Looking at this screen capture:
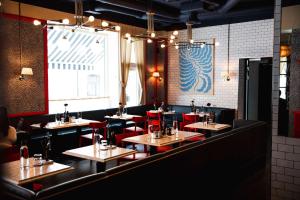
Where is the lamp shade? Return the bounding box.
[280,45,291,57]
[153,71,160,78]
[21,67,33,75]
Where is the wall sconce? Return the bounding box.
[19,67,33,80]
[152,71,162,81]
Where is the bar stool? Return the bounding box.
[79,121,107,146]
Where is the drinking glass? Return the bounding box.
[148,125,153,139]
[55,113,60,124]
[172,120,178,135]
[100,140,108,151]
[196,109,199,114]
[33,154,43,166]
[77,112,82,119]
[123,107,127,115]
[95,134,102,150]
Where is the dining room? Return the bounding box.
[1,0,300,199]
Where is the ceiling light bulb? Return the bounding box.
[161,44,165,48]
[151,32,156,38]
[147,38,153,43]
[215,41,220,46]
[115,26,121,31]
[125,33,131,38]
[170,35,175,40]
[127,37,132,43]
[33,20,41,26]
[175,45,179,49]
[62,18,70,25]
[101,21,109,27]
[170,39,174,43]
[173,30,178,36]
[190,39,194,44]
[88,16,95,22]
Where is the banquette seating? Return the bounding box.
[0,120,270,200]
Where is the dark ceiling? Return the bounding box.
[14,0,300,30]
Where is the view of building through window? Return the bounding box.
[279,56,289,100]
[47,27,120,114]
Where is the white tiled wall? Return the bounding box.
[272,0,300,199]
[168,19,274,109]
[272,136,300,199]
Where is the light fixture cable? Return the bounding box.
[226,24,231,81]
[19,1,22,78]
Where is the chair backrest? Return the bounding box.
[89,121,107,142]
[146,111,161,128]
[131,116,147,132]
[182,113,199,123]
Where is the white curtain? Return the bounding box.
[133,40,145,105]
[119,38,132,104]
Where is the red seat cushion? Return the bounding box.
[185,136,206,142]
[156,146,172,153]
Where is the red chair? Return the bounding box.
[146,111,174,153]
[124,116,147,135]
[115,117,148,164]
[180,113,204,142]
[180,113,199,132]
[79,121,107,146]
[146,111,162,128]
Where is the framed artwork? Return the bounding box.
[179,42,215,94]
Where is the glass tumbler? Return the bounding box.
[33,154,43,166]
[172,120,178,135]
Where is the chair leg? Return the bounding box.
[79,137,82,147]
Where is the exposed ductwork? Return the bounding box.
[94,3,144,18]
[181,1,204,13]
[217,0,240,13]
[197,7,273,21]
[95,0,240,23]
[96,0,180,19]
[197,0,240,21]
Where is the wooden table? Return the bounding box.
[30,119,99,155]
[104,114,140,121]
[63,145,137,171]
[30,119,99,130]
[184,122,231,132]
[122,131,203,154]
[1,158,72,185]
[148,110,176,115]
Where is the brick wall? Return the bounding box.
[168,19,274,109]
[272,0,300,199]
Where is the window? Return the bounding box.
[126,45,142,106]
[47,27,119,114]
[279,56,289,100]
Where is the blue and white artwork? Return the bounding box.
[179,45,214,94]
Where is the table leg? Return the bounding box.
[96,162,106,172]
[149,146,157,155]
[76,127,82,147]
